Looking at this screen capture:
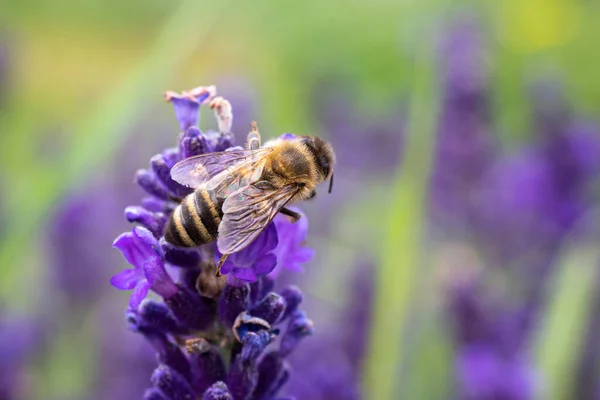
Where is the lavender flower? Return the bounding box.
[0,314,40,399]
[285,262,374,400]
[429,16,495,232]
[110,85,316,398]
[430,15,600,400]
[444,264,538,400]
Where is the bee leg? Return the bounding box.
[247,121,262,150]
[280,207,301,222]
[216,254,229,277]
[168,193,184,203]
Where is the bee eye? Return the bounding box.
[319,156,330,177]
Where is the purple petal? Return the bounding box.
[151,365,195,400]
[169,96,200,131]
[110,268,142,290]
[186,339,226,394]
[253,254,278,276]
[113,232,145,267]
[232,267,258,283]
[290,247,315,264]
[135,169,170,200]
[249,292,286,325]
[219,259,233,275]
[230,224,278,267]
[129,279,151,308]
[133,226,160,250]
[125,206,166,237]
[144,255,178,299]
[279,133,297,140]
[218,284,250,327]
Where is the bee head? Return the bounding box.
[300,136,336,192]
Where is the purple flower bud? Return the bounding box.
[161,239,202,268]
[125,206,167,238]
[279,286,303,321]
[249,276,275,306]
[241,330,274,363]
[150,153,192,197]
[142,197,177,214]
[157,340,192,382]
[186,338,226,394]
[164,286,215,330]
[279,310,314,357]
[203,381,233,400]
[204,130,235,153]
[162,147,181,167]
[253,351,290,399]
[151,365,195,400]
[181,127,209,158]
[267,367,290,400]
[126,312,191,382]
[232,312,272,343]
[135,169,170,200]
[249,292,286,325]
[227,354,258,400]
[218,284,250,327]
[137,300,189,335]
[144,388,169,400]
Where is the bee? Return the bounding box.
[164,121,335,275]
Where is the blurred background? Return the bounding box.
[1,0,600,399]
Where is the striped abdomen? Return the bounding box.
[164,188,224,247]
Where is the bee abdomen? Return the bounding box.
[163,189,224,248]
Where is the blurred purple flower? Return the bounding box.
[110,84,318,398]
[48,188,125,302]
[0,314,40,399]
[94,300,157,400]
[429,16,496,231]
[445,266,538,400]
[431,16,600,400]
[309,77,404,175]
[457,346,537,400]
[286,262,373,399]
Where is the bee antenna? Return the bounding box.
[328,171,334,194]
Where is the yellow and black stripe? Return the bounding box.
[164,188,224,247]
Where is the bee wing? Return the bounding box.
[217,181,300,254]
[170,148,272,188]
[205,158,267,197]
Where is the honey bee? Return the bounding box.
[164,122,335,275]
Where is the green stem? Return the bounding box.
[363,41,440,399]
